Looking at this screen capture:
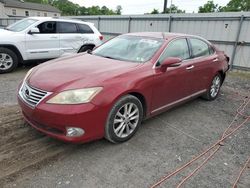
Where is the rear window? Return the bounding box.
[78,24,94,34]
[58,22,78,33]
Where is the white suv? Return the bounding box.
[0,17,103,73]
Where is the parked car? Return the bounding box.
[0,17,103,73]
[17,32,229,144]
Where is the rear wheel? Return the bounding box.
[105,95,143,143]
[0,48,18,73]
[202,74,222,101]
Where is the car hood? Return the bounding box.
[28,53,143,92]
[0,29,15,34]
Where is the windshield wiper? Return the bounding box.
[103,56,116,60]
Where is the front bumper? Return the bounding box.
[18,95,109,143]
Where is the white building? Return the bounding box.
[0,0,61,18]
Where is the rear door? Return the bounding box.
[58,22,83,56]
[186,38,218,93]
[25,21,60,60]
[77,23,97,46]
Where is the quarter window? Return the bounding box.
[158,38,190,64]
[190,38,210,58]
[78,24,94,34]
[37,21,57,34]
[58,22,78,33]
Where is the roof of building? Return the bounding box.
[0,0,61,13]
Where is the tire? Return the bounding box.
[202,74,222,101]
[105,95,143,143]
[78,45,94,53]
[0,47,18,73]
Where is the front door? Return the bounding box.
[25,21,60,60]
[151,38,193,114]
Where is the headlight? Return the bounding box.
[47,87,103,104]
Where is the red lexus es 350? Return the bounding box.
[18,32,229,143]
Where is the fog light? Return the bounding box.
[66,127,85,137]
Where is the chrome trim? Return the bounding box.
[18,82,51,108]
[186,65,194,70]
[152,36,216,69]
[151,89,206,114]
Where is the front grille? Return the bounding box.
[19,82,50,108]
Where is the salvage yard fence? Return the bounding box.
[1,12,250,70]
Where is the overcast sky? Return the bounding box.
[70,0,230,14]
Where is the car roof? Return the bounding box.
[124,32,202,40]
[28,17,93,25]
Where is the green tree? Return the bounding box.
[198,1,219,13]
[162,4,185,13]
[219,0,250,12]
[151,9,159,14]
[116,5,122,15]
[25,0,120,16]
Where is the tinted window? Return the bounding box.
[158,38,190,64]
[37,21,56,34]
[58,22,78,33]
[78,24,94,34]
[190,38,210,58]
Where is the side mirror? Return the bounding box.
[28,27,40,34]
[160,57,182,72]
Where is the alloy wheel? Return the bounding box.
[113,102,140,138]
[0,53,13,71]
[210,75,221,98]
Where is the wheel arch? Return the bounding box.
[78,43,96,53]
[218,70,226,84]
[0,44,23,63]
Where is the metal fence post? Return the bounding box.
[168,15,172,32]
[97,16,101,30]
[128,16,132,33]
[230,15,244,70]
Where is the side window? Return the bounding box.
[190,38,210,58]
[58,22,78,33]
[37,21,57,34]
[158,38,190,64]
[78,24,94,34]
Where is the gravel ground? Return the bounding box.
[0,65,249,188]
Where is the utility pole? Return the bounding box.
[163,0,168,13]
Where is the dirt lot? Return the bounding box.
[0,66,249,188]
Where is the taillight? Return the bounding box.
[99,35,103,41]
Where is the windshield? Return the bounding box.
[92,35,163,63]
[6,19,38,32]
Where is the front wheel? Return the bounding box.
[0,48,18,73]
[105,95,143,143]
[202,74,222,101]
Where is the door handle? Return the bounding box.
[50,36,58,39]
[212,58,219,62]
[186,65,194,70]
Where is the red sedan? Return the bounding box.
[18,32,229,143]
